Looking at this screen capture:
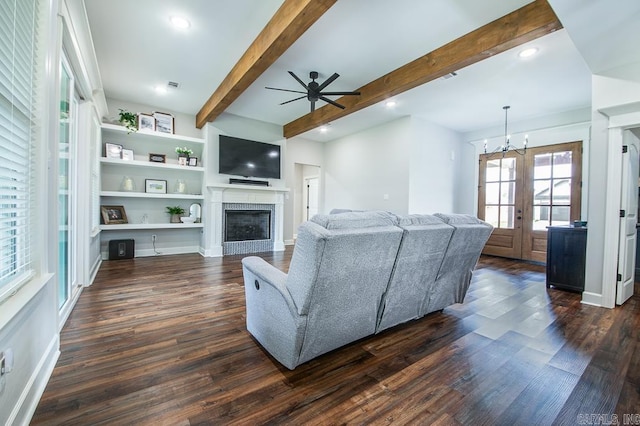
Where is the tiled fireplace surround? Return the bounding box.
[206,184,288,257]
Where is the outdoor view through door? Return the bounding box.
[478,141,582,262]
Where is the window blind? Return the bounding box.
[0,0,39,298]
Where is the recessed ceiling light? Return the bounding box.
[518,47,538,58]
[154,85,168,94]
[385,100,397,108]
[319,125,329,133]
[170,16,190,29]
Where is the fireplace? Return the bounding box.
[225,210,271,242]
[206,184,288,257]
[221,202,276,255]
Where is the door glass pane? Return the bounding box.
[501,181,516,204]
[553,151,572,178]
[485,160,501,182]
[533,180,551,206]
[500,158,516,180]
[551,206,571,226]
[552,178,571,205]
[485,182,500,204]
[534,153,552,179]
[58,61,71,309]
[500,206,515,229]
[533,206,550,230]
[485,206,499,228]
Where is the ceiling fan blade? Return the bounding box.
[319,96,345,109]
[279,95,307,105]
[310,100,316,112]
[288,71,309,90]
[319,91,361,96]
[317,73,339,91]
[265,87,307,94]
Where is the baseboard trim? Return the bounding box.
[285,239,295,246]
[581,291,607,307]
[9,334,59,426]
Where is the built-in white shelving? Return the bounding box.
[100,191,204,200]
[99,223,203,231]
[99,123,206,258]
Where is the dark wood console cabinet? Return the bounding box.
[546,226,587,292]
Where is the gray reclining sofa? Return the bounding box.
[241,210,493,369]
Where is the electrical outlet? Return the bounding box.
[151,234,157,243]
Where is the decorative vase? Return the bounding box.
[174,179,187,194]
[120,176,136,192]
[170,214,181,223]
[178,155,187,166]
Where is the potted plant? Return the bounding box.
[166,206,185,223]
[118,108,137,133]
[175,146,193,166]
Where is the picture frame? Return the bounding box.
[153,111,174,134]
[149,153,166,163]
[138,113,156,132]
[101,205,128,224]
[121,149,134,161]
[188,157,198,167]
[145,179,167,194]
[105,143,123,159]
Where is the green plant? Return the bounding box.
[165,206,185,215]
[175,146,193,156]
[118,108,137,133]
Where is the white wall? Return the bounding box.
[324,117,412,214]
[408,117,467,214]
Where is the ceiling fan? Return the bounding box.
[266,71,361,112]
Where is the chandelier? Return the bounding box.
[484,105,528,156]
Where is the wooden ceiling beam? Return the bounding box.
[196,0,336,129]
[283,0,563,139]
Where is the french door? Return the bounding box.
[479,141,582,262]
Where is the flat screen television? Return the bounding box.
[218,135,281,179]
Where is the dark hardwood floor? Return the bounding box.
[32,249,640,425]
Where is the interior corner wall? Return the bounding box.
[408,116,467,214]
[323,117,412,214]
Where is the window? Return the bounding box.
[0,0,41,299]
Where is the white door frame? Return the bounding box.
[599,105,640,308]
[304,175,319,221]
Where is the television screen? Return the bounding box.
[218,135,281,179]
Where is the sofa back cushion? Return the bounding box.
[427,213,493,312]
[377,214,454,331]
[287,211,403,364]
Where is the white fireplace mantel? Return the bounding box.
[204,184,289,257]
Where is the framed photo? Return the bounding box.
[138,113,156,132]
[122,149,134,161]
[145,179,167,194]
[153,111,174,134]
[101,205,128,224]
[105,143,123,159]
[149,153,166,163]
[188,157,198,167]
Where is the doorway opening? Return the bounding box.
[293,163,321,239]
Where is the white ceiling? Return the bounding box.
[83,0,635,143]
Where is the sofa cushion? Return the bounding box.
[396,214,447,226]
[311,211,397,229]
[434,213,486,225]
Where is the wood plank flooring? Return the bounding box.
[31,250,640,425]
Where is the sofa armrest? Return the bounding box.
[241,256,298,317]
[242,256,305,369]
